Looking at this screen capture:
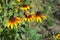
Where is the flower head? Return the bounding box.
[7,16,21,29]
[56,33,60,39]
[34,15,42,23]
[34,11,47,23]
[23,13,33,22]
[21,5,30,11]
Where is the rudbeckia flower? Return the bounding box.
[23,14,34,22]
[20,5,30,11]
[7,16,21,29]
[56,33,60,39]
[34,11,47,23]
[34,13,42,23]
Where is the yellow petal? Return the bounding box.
[14,24,17,28]
[27,6,30,9]
[17,21,21,24]
[10,24,13,29]
[42,16,47,20]
[56,34,60,39]
[36,19,39,22]
[17,0,21,3]
[24,18,27,21]
[21,7,24,10]
[28,19,30,22]
[39,18,42,23]
[7,24,10,28]
[30,18,33,21]
[24,8,27,10]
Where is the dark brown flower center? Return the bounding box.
[25,15,32,18]
[9,16,15,21]
[36,11,41,15]
[23,5,27,7]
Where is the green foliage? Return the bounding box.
[25,0,31,5]
[0,0,59,40]
[28,28,42,40]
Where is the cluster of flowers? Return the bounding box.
[7,11,47,29]
[6,0,47,29]
[0,0,60,40]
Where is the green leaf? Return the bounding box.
[21,27,26,32]
[7,1,14,8]
[0,17,2,21]
[16,33,19,38]
[28,28,41,40]
[25,0,31,5]
[46,17,53,26]
[0,27,3,33]
[9,10,13,16]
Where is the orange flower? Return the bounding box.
[34,11,47,23]
[20,5,30,11]
[34,14,42,23]
[56,33,60,39]
[7,16,21,29]
[23,14,34,22]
